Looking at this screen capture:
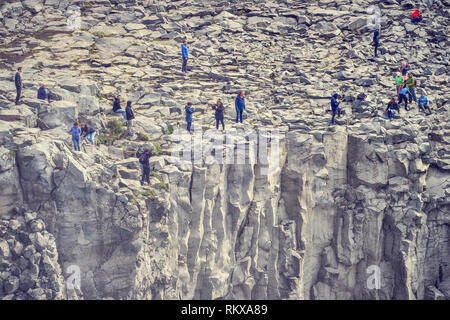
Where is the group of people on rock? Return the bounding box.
[372,8,424,58]
[330,7,430,124]
[386,61,431,119]
[112,94,135,137]
[182,91,246,134]
[331,59,432,125]
[67,122,97,152]
[14,67,54,105]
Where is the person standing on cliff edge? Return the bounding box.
[330,93,342,125]
[15,67,23,105]
[181,38,189,73]
[373,24,380,58]
[235,91,245,123]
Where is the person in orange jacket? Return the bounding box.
[411,8,423,23]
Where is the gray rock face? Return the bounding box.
[0,0,449,300]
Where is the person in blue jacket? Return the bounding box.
[373,25,380,58]
[185,102,195,133]
[68,122,82,151]
[418,92,431,115]
[15,67,22,105]
[235,91,245,123]
[181,39,189,73]
[398,86,413,111]
[330,93,341,125]
[37,83,51,103]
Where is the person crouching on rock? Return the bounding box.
[212,99,225,130]
[139,149,152,186]
[386,98,399,121]
[185,102,195,133]
[68,122,82,152]
[411,8,423,24]
[37,83,52,103]
[418,91,431,115]
[80,123,96,145]
[125,101,135,137]
[112,95,127,120]
[398,86,413,111]
[330,93,342,125]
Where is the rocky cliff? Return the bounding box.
[0,0,449,300]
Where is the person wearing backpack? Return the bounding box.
[125,101,135,137]
[330,93,342,125]
[406,73,417,103]
[139,149,152,186]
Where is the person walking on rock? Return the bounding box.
[373,25,380,58]
[398,86,413,111]
[112,95,127,120]
[235,91,245,123]
[418,92,431,115]
[139,149,152,186]
[125,101,135,137]
[395,72,404,95]
[411,8,423,23]
[330,93,341,125]
[68,122,82,152]
[181,39,189,73]
[185,102,195,133]
[80,123,96,145]
[37,83,52,103]
[406,73,417,103]
[15,67,23,105]
[386,98,399,120]
[212,99,225,130]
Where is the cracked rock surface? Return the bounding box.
[0,0,449,300]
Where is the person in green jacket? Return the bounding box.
[406,73,417,103]
[395,72,404,96]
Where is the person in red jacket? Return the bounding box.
[411,8,423,23]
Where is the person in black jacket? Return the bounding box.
[212,99,225,130]
[15,67,23,105]
[112,95,127,120]
[139,149,152,186]
[386,98,399,120]
[125,101,135,137]
[80,123,96,145]
[373,25,380,58]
